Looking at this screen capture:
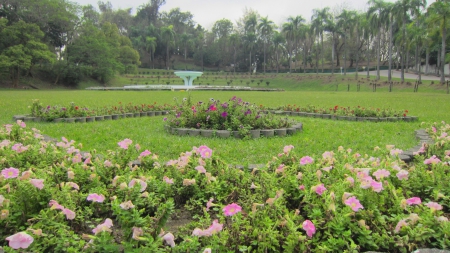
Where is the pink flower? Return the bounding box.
[394,219,408,233]
[49,200,64,210]
[426,201,443,211]
[72,154,82,163]
[302,220,316,237]
[132,227,144,240]
[195,165,206,174]
[128,179,147,192]
[1,167,19,179]
[300,156,314,165]
[0,139,11,148]
[322,166,332,172]
[162,233,175,247]
[396,170,409,180]
[120,200,135,210]
[275,164,285,174]
[205,219,223,235]
[62,208,76,220]
[5,232,34,249]
[118,138,133,149]
[346,177,355,186]
[140,150,151,157]
[298,185,305,190]
[67,182,80,190]
[30,179,44,190]
[432,126,437,133]
[322,151,334,159]
[283,145,294,154]
[86,193,105,203]
[92,218,113,234]
[163,176,174,184]
[370,180,383,193]
[12,143,28,153]
[203,248,212,253]
[390,148,403,156]
[17,120,26,128]
[104,160,113,167]
[223,203,242,216]
[406,197,421,205]
[344,196,364,212]
[372,169,390,180]
[314,183,327,195]
[198,145,212,159]
[206,198,215,211]
[424,155,441,165]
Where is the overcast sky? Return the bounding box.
[73,0,403,29]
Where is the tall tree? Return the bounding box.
[426,0,450,84]
[337,9,357,75]
[368,0,388,80]
[272,31,285,73]
[160,25,175,70]
[258,16,274,73]
[311,7,330,73]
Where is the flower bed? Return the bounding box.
[0,120,449,252]
[165,96,298,138]
[25,100,175,122]
[273,104,418,122]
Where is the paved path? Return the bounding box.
[358,70,443,81]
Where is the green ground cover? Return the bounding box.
[1,90,448,164]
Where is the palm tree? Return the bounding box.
[298,24,312,73]
[229,33,240,74]
[179,33,192,70]
[145,36,157,69]
[160,25,175,70]
[282,22,295,73]
[244,32,257,73]
[258,16,274,73]
[368,0,388,80]
[337,9,357,76]
[426,0,450,84]
[311,7,330,73]
[324,14,338,74]
[286,15,305,72]
[272,31,285,73]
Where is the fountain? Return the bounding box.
[174,71,203,86]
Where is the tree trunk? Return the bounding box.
[355,27,360,80]
[263,41,266,73]
[166,44,170,70]
[406,50,410,73]
[344,33,347,76]
[331,32,335,75]
[321,32,324,73]
[388,17,393,83]
[425,47,429,74]
[440,17,446,84]
[366,39,370,78]
[376,32,380,80]
[315,41,319,75]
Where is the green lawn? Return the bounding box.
[1,90,448,164]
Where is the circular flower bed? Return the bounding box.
[165,96,298,138]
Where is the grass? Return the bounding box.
[2,90,449,165]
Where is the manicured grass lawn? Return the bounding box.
[1,90,449,164]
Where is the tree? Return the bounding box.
[337,9,357,75]
[426,0,450,84]
[258,16,274,73]
[311,7,330,73]
[160,25,175,70]
[179,33,193,70]
[272,31,285,73]
[0,20,54,87]
[368,0,388,80]
[229,33,240,74]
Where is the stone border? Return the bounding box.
[12,111,171,123]
[270,110,418,122]
[165,123,303,139]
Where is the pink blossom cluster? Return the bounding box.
[192,220,223,237]
[86,193,105,203]
[92,218,113,234]
[48,200,76,220]
[118,138,133,149]
[223,203,242,216]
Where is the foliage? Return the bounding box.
[165,96,294,133]
[277,104,408,117]
[0,119,449,251]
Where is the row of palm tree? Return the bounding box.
[127,0,449,84]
